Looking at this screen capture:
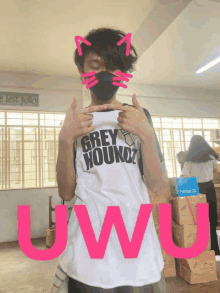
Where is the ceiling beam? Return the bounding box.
[132,0,192,57]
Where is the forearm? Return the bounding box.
[56,139,76,201]
[140,133,163,193]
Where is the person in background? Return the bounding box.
[181,135,220,255]
[176,151,187,171]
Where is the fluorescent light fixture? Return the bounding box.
[196,56,220,74]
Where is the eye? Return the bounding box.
[89,59,103,70]
[91,65,100,69]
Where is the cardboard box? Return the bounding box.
[172,220,211,251]
[170,194,207,225]
[46,226,56,248]
[149,183,172,231]
[155,227,176,278]
[213,171,220,184]
[161,249,176,278]
[176,250,217,284]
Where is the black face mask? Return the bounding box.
[89,71,121,102]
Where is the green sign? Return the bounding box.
[0,92,39,107]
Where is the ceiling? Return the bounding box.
[0,0,220,90]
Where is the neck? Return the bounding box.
[89,93,122,107]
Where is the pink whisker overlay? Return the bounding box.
[114,71,133,78]
[82,76,96,85]
[113,77,130,82]
[112,82,127,88]
[86,80,99,89]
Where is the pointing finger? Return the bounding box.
[82,114,93,121]
[102,104,134,112]
[81,104,108,114]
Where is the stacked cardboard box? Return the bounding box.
[213,171,220,184]
[170,194,217,284]
[172,220,211,251]
[171,193,207,226]
[175,250,217,284]
[149,180,176,278]
[46,226,56,248]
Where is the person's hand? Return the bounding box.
[103,94,154,141]
[59,97,107,143]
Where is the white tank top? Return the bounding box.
[58,109,164,288]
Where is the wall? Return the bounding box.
[84,82,220,117]
[0,70,83,111]
[1,70,220,244]
[0,187,75,243]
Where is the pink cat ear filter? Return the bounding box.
[74,33,133,89]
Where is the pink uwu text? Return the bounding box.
[17,203,209,261]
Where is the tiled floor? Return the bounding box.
[0,237,220,293]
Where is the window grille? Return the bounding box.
[1,110,220,190]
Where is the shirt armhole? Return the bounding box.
[73,140,77,175]
[138,107,165,176]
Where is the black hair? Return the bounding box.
[184,135,218,163]
[73,27,138,74]
[176,151,185,159]
[176,151,186,167]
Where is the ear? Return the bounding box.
[117,33,132,56]
[77,67,83,81]
[74,36,91,56]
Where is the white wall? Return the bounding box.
[0,188,75,243]
[85,83,220,117]
[1,70,220,244]
[0,71,83,111]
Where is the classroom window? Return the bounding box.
[1,111,220,189]
[152,117,220,178]
[0,111,65,190]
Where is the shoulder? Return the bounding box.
[142,107,151,118]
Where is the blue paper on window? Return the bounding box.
[176,177,199,197]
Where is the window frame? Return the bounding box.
[1,111,220,190]
[0,110,65,190]
[152,116,220,178]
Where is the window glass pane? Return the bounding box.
[23,113,38,119]
[7,119,22,126]
[2,111,220,187]
[55,114,65,121]
[45,114,55,120]
[193,130,202,136]
[7,113,22,119]
[23,119,38,126]
[162,130,171,141]
[45,120,55,126]
[183,119,193,129]
[172,118,182,129]
[8,127,22,141]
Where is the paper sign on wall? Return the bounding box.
[0,92,39,107]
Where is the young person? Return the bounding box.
[176,151,186,171]
[182,135,220,255]
[56,27,167,293]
